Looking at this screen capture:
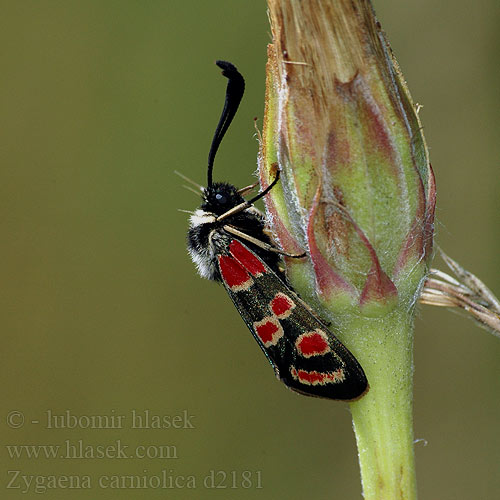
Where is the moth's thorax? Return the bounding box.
[187,203,263,282]
[187,182,279,283]
[187,182,280,281]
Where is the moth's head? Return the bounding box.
[201,182,245,216]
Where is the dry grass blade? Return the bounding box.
[420,250,500,338]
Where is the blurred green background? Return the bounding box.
[1,1,499,498]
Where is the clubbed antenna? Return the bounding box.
[207,60,245,187]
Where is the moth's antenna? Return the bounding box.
[207,60,245,188]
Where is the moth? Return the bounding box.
[186,60,367,400]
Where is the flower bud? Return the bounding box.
[259,0,436,317]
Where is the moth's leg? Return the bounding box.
[223,225,306,258]
[237,181,259,196]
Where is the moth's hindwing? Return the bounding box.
[216,238,367,400]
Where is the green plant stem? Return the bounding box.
[346,310,417,500]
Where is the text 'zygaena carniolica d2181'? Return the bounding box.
[186,61,367,400]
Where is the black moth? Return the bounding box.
[186,60,367,400]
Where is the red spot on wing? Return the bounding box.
[229,240,266,276]
[296,330,331,358]
[256,321,278,343]
[290,366,345,385]
[218,255,253,291]
[253,317,283,347]
[270,293,295,319]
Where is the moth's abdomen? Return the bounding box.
[187,237,219,281]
